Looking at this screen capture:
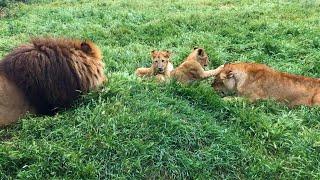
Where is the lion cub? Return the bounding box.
[135,50,174,82]
[171,47,224,84]
[212,62,320,106]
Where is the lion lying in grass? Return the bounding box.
[171,47,224,84]
[0,38,106,126]
[212,62,320,106]
[135,50,174,82]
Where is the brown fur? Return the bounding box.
[0,37,106,126]
[135,50,174,82]
[212,62,320,106]
[171,48,224,84]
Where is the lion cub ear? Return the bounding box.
[151,50,157,58]
[164,50,171,58]
[196,48,205,57]
[81,42,92,54]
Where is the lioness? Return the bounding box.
[135,50,174,82]
[171,47,224,84]
[212,62,320,106]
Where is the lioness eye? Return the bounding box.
[155,60,158,63]
[162,60,165,62]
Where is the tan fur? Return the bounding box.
[171,48,224,84]
[212,62,320,106]
[0,38,106,127]
[135,50,174,82]
[0,73,34,126]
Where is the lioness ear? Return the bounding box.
[197,48,205,57]
[220,72,227,80]
[81,42,92,54]
[226,70,234,78]
[220,70,234,79]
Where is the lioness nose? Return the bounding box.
[158,67,163,71]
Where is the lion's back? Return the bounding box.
[0,38,106,115]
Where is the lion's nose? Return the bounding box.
[158,67,163,71]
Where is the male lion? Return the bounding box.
[135,50,174,82]
[0,37,106,126]
[171,47,224,84]
[212,62,320,106]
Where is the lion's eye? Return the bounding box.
[155,60,158,63]
[162,60,165,62]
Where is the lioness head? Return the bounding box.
[151,50,171,74]
[212,67,236,96]
[190,47,209,68]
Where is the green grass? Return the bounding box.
[1,0,320,179]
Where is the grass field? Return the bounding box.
[0,0,320,179]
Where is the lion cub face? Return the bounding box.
[151,50,171,74]
[192,47,209,68]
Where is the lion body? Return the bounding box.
[171,48,223,84]
[212,62,320,106]
[0,38,106,126]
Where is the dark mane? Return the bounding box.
[0,38,101,115]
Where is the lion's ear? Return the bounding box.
[81,42,92,54]
[226,70,234,79]
[151,50,157,58]
[220,70,233,79]
[164,50,171,58]
[197,48,205,57]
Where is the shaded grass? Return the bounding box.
[0,0,320,179]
